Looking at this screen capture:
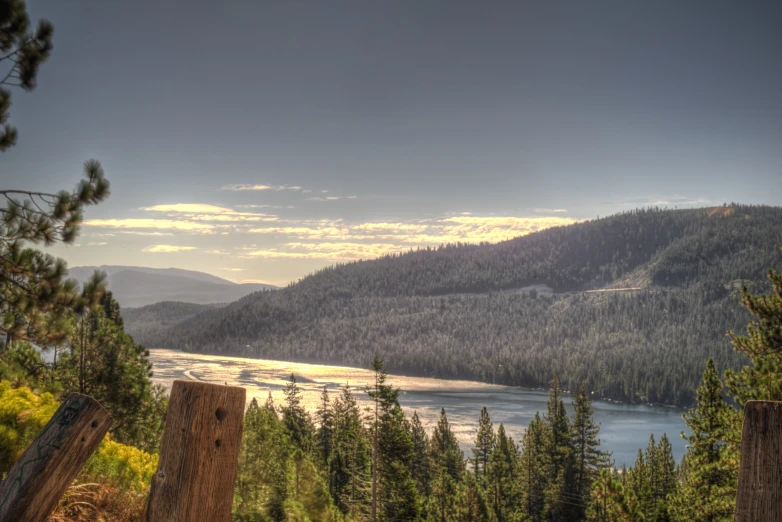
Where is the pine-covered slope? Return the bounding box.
[142,205,782,406]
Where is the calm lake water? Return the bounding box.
[149,348,687,467]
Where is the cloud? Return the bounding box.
[204,249,230,255]
[142,245,198,253]
[219,267,244,272]
[246,242,406,260]
[611,195,712,207]
[533,208,568,213]
[248,226,350,239]
[86,242,108,246]
[118,231,174,236]
[247,215,579,245]
[235,204,287,209]
[85,218,215,233]
[221,184,302,192]
[307,195,358,201]
[352,222,428,233]
[141,203,278,222]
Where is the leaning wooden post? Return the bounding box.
[0,393,111,522]
[146,380,246,522]
[734,401,782,522]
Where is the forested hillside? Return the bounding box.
[144,205,782,406]
[123,302,222,344]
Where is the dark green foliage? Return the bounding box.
[544,377,574,519]
[56,286,166,452]
[281,373,314,452]
[472,406,496,482]
[1,163,109,348]
[316,386,334,468]
[122,301,219,345]
[234,398,341,521]
[519,412,549,521]
[430,408,464,482]
[670,359,738,522]
[455,473,495,521]
[725,268,782,403]
[571,385,612,519]
[148,206,782,407]
[0,0,53,150]
[586,469,641,522]
[627,434,677,521]
[328,384,371,517]
[367,356,421,521]
[410,411,432,497]
[486,424,522,521]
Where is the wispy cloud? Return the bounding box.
[85,218,215,233]
[246,242,405,261]
[533,208,568,213]
[142,245,198,253]
[307,195,358,201]
[117,231,174,236]
[248,215,578,245]
[204,249,230,255]
[242,215,580,261]
[219,267,244,272]
[141,203,278,222]
[221,184,302,192]
[86,241,108,246]
[610,195,712,208]
[235,204,290,209]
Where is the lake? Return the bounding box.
[148,348,687,467]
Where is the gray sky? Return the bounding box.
[3,1,781,285]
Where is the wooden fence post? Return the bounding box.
[0,393,111,522]
[734,400,782,522]
[146,380,246,522]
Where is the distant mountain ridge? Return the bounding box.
[137,205,782,406]
[68,265,276,307]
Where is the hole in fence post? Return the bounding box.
[215,439,222,448]
[215,408,228,421]
[91,420,98,428]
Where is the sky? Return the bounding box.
[2,1,781,286]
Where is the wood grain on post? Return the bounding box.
[146,380,246,522]
[0,393,111,522]
[734,401,782,522]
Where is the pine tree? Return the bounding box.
[330,384,371,516]
[634,433,677,521]
[455,472,495,522]
[1,163,109,349]
[725,268,782,403]
[487,424,522,522]
[367,355,420,521]
[0,0,53,150]
[544,376,574,520]
[669,359,738,522]
[281,373,314,452]
[473,406,496,483]
[316,386,334,468]
[519,412,550,522]
[428,465,461,522]
[431,407,464,482]
[55,284,165,451]
[571,384,612,518]
[586,469,642,522]
[410,411,432,497]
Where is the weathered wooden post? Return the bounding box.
[0,393,111,522]
[146,380,246,522]
[734,400,782,522]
